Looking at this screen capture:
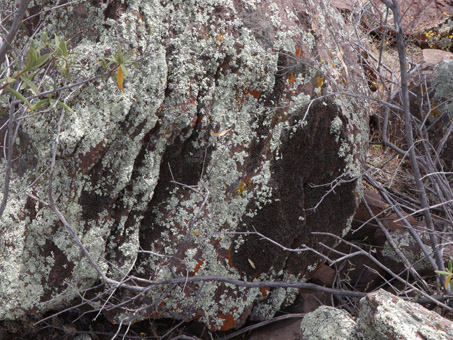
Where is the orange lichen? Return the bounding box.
[295,46,303,58]
[234,181,247,194]
[227,246,235,268]
[316,76,323,88]
[234,176,253,195]
[217,310,238,331]
[151,300,166,318]
[260,287,270,298]
[236,88,261,105]
[190,257,205,276]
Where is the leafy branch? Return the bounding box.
[99,43,138,92]
[435,260,453,291]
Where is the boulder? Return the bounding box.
[348,189,385,241]
[420,49,453,74]
[250,317,302,340]
[0,0,368,330]
[377,219,453,276]
[300,289,453,340]
[300,305,356,340]
[330,0,358,12]
[409,50,453,170]
[354,289,453,340]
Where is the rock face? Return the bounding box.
[0,0,368,330]
[300,289,453,340]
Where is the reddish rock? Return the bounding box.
[249,318,302,340]
[348,189,386,241]
[419,49,453,78]
[309,264,336,287]
[330,0,356,12]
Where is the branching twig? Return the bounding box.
[0,0,31,64]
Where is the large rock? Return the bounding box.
[0,0,368,330]
[300,306,356,340]
[354,290,453,340]
[300,289,453,340]
[377,219,453,276]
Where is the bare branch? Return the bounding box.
[0,0,31,64]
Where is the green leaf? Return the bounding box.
[116,43,124,62]
[449,260,452,272]
[105,56,117,63]
[54,35,60,50]
[5,87,33,111]
[42,32,49,45]
[59,38,68,56]
[99,59,107,69]
[25,49,36,70]
[435,270,450,275]
[6,77,16,84]
[56,100,75,114]
[30,99,49,111]
[34,53,50,69]
[20,76,40,95]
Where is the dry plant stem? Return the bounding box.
[230,229,332,262]
[314,232,453,311]
[219,313,306,340]
[363,170,437,271]
[35,285,113,326]
[0,102,16,217]
[363,199,431,292]
[160,319,186,340]
[170,336,199,340]
[381,104,407,155]
[416,125,453,222]
[93,255,140,321]
[0,0,31,64]
[386,0,444,274]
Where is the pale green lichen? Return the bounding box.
[0,0,166,319]
[355,290,452,340]
[0,0,366,327]
[300,306,356,340]
[330,116,343,141]
[382,232,433,272]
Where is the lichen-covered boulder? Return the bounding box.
[0,0,368,330]
[354,290,453,340]
[300,306,356,340]
[377,219,453,276]
[299,289,453,340]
